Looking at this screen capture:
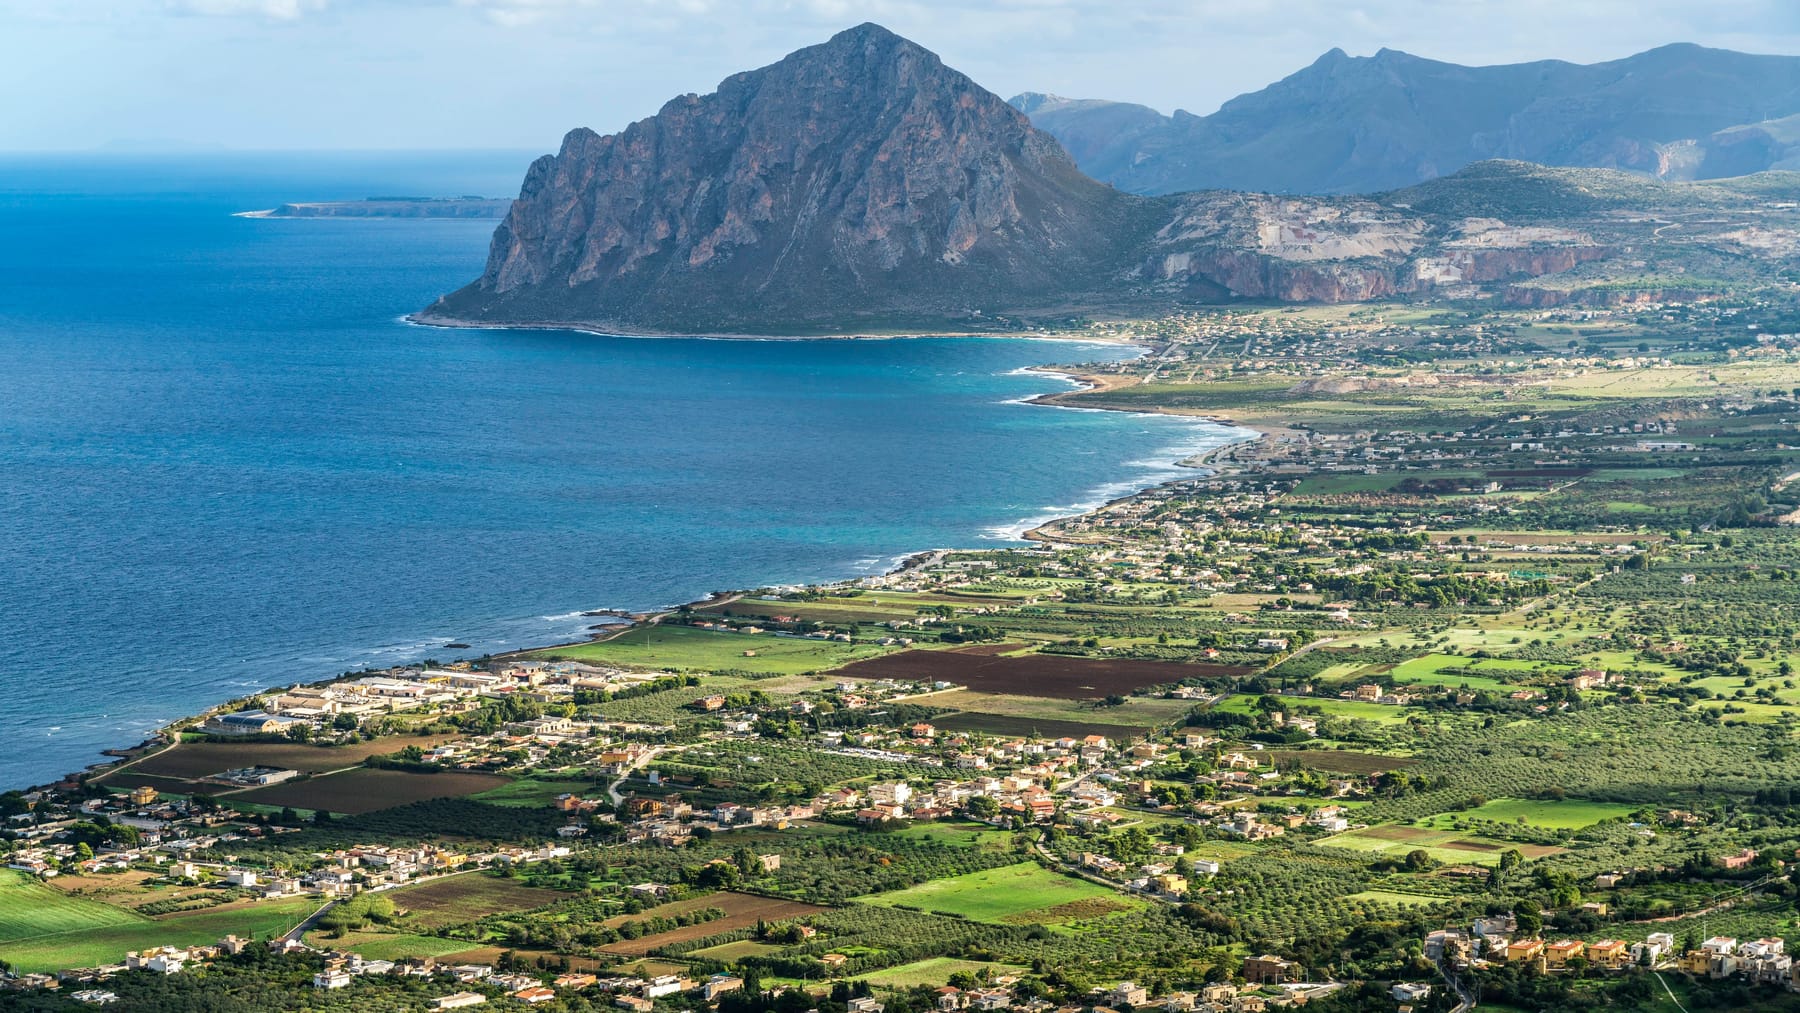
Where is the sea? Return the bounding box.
[0,152,1249,788]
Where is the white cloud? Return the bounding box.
[169,0,328,19]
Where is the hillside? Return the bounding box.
[421,23,1159,335]
[1013,44,1800,195]
[422,30,1800,333]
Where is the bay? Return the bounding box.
[0,153,1246,786]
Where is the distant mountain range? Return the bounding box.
[421,26,1800,335]
[1012,44,1800,195]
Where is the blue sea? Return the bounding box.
[0,152,1247,787]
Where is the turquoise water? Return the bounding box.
[0,153,1246,786]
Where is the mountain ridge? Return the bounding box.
[1012,43,1800,195]
[421,27,1800,335]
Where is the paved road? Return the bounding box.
[1437,958,1475,1012]
[282,899,339,945]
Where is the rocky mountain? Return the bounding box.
[423,28,1800,334]
[1013,44,1800,195]
[423,23,1156,335]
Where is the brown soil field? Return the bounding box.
[1265,750,1420,775]
[232,768,511,815]
[946,643,1030,657]
[600,892,828,957]
[1359,826,1436,842]
[392,874,571,929]
[835,651,1249,699]
[114,735,461,781]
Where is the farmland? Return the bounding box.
[856,862,1143,927]
[1317,825,1565,866]
[98,734,462,786]
[834,650,1244,699]
[530,624,891,674]
[1,896,320,974]
[385,873,571,929]
[601,892,830,957]
[0,869,145,943]
[232,767,513,815]
[858,957,1029,989]
[1413,797,1637,831]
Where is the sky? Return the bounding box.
[5,0,1800,152]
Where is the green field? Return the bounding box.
[887,820,1015,850]
[686,939,786,962]
[1346,889,1449,908]
[856,862,1142,927]
[0,870,146,943]
[1383,654,1552,693]
[531,625,891,674]
[1210,693,1415,724]
[313,931,477,962]
[1415,797,1636,831]
[858,957,1029,989]
[472,777,597,808]
[2,896,320,973]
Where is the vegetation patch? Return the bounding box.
[855,861,1142,926]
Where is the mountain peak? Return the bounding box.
[427,26,1137,334]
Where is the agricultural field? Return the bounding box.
[530,624,891,674]
[601,892,829,957]
[102,734,461,783]
[1414,797,1636,831]
[1,896,320,974]
[1345,889,1451,909]
[835,650,1246,698]
[471,776,596,808]
[685,939,785,962]
[858,957,1029,989]
[1263,750,1419,775]
[232,767,512,815]
[925,689,1196,727]
[0,869,146,944]
[1317,825,1563,867]
[385,873,571,930]
[933,712,1168,740]
[856,861,1143,927]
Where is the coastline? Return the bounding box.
[39,348,1261,793]
[404,311,1142,344]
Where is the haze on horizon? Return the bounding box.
[4,0,1800,153]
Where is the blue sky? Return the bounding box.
[4,0,1798,151]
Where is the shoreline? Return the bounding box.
[404,311,1142,344]
[35,345,1262,793]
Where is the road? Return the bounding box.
[606,746,664,805]
[1436,958,1475,1012]
[281,898,340,945]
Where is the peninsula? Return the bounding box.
[238,197,513,220]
